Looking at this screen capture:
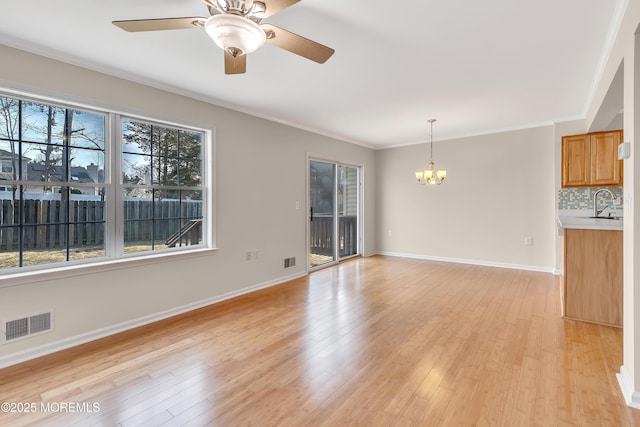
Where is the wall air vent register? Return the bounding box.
[2,310,54,343]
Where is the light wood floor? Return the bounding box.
[1,256,638,426]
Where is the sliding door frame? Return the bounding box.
[307,153,364,272]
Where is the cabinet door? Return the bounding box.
[590,131,622,186]
[564,229,622,326]
[562,134,590,187]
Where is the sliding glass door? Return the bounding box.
[309,160,336,268]
[338,165,359,259]
[309,159,360,269]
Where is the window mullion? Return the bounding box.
[17,100,24,267]
[107,113,123,258]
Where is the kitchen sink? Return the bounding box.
[588,216,623,220]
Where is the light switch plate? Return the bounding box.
[618,141,630,159]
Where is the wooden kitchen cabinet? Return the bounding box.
[562,134,590,187]
[563,228,622,327]
[561,130,623,187]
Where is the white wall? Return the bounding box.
[583,0,640,407]
[614,14,640,409]
[376,126,556,271]
[0,44,377,366]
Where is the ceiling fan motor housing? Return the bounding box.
[215,0,260,16]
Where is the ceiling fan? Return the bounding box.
[112,0,335,75]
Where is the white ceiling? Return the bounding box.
[0,0,626,149]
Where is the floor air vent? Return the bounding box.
[2,310,53,343]
[284,257,296,269]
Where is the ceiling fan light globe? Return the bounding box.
[204,14,266,56]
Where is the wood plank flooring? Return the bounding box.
[1,255,638,426]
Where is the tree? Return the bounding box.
[122,120,202,199]
[0,97,23,203]
[0,97,20,182]
[22,103,104,190]
[30,104,63,186]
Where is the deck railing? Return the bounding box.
[310,214,357,259]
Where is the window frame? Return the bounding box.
[116,115,208,256]
[1,160,13,173]
[0,89,216,287]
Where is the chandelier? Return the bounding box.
[415,119,447,186]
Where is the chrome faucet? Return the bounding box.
[593,188,616,217]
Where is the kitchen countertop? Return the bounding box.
[557,214,623,231]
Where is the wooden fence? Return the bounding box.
[0,199,202,250]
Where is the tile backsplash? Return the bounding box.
[558,186,623,210]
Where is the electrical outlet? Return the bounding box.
[524,237,534,246]
[246,251,252,261]
[253,249,259,260]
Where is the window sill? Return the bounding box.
[0,247,219,289]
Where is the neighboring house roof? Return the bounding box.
[0,148,31,162]
[0,156,101,184]
[28,163,99,183]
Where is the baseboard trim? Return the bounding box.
[0,271,307,369]
[376,251,555,274]
[617,366,640,410]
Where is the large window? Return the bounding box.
[121,119,203,253]
[0,93,208,273]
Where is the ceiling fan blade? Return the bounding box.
[113,17,206,32]
[261,0,301,18]
[261,24,334,64]
[224,51,247,74]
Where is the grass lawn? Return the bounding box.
[0,244,168,269]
